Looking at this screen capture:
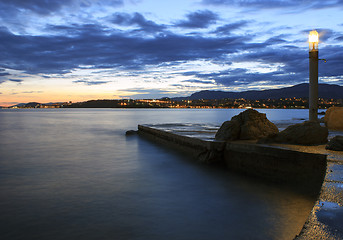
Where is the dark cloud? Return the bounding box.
[202,0,295,8]
[191,67,305,88]
[0,24,250,74]
[22,91,43,94]
[180,43,310,87]
[0,4,341,92]
[0,72,10,77]
[0,0,123,16]
[181,71,200,77]
[1,21,341,89]
[45,23,115,36]
[182,79,214,84]
[0,68,10,77]
[0,69,10,84]
[9,79,23,83]
[183,35,343,88]
[9,91,43,95]
[201,0,343,9]
[110,12,166,33]
[0,0,73,16]
[317,45,343,78]
[212,21,250,35]
[73,80,110,85]
[0,0,124,33]
[175,10,218,28]
[233,48,308,79]
[264,36,287,45]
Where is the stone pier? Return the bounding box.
[137,123,343,239]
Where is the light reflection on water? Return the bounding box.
[0,109,315,239]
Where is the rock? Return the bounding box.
[126,130,137,136]
[235,110,279,140]
[324,107,343,131]
[259,121,328,145]
[215,120,241,141]
[215,109,279,141]
[326,135,343,151]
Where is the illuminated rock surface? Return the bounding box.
[215,109,279,141]
[324,106,343,131]
[260,121,328,145]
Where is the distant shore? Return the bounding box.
[2,97,342,109]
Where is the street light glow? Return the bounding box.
[309,30,319,51]
[308,29,319,122]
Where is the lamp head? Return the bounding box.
[309,30,319,51]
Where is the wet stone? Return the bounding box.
[316,201,343,236]
[326,163,343,182]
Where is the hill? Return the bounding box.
[183,83,343,100]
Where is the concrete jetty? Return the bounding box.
[137,123,343,239]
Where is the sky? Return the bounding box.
[0,0,342,106]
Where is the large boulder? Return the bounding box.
[215,120,241,141]
[324,107,343,131]
[260,121,328,145]
[215,109,279,141]
[326,135,343,151]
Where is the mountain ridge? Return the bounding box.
[176,83,343,100]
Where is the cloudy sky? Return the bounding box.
[0,0,342,106]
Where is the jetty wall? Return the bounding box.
[138,124,327,196]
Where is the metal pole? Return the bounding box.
[309,49,318,122]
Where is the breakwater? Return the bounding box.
[138,124,326,196]
[138,123,343,239]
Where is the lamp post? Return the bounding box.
[309,30,319,122]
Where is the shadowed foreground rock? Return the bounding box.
[326,135,343,151]
[215,109,279,141]
[324,106,343,131]
[259,121,328,145]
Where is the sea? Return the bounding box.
[0,108,321,240]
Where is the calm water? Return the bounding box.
[0,108,316,240]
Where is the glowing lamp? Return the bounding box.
[309,30,318,51]
[308,30,319,122]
